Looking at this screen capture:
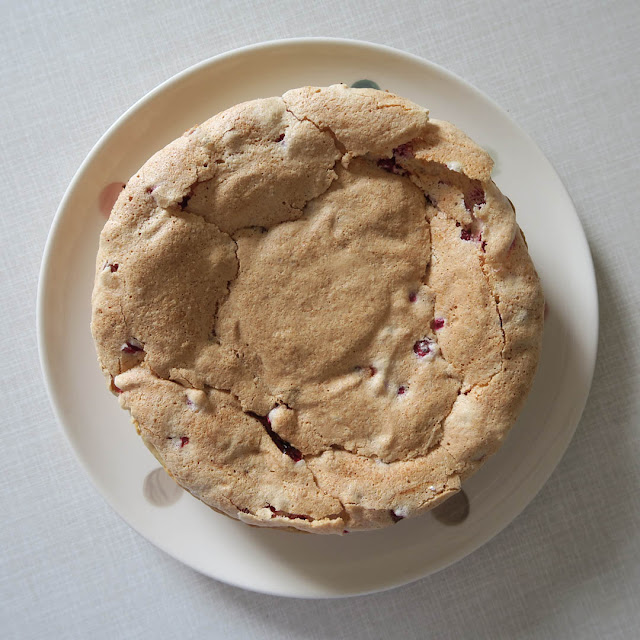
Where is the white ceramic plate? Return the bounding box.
[37,38,598,598]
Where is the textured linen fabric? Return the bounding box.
[1,0,639,638]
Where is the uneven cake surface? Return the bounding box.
[92,84,544,533]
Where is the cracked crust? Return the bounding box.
[91,84,544,534]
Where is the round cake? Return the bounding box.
[91,84,544,534]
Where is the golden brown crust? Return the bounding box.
[91,85,544,533]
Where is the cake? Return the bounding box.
[91,84,544,533]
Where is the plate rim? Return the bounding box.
[36,37,599,599]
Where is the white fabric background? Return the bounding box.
[2,0,639,638]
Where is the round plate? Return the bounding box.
[37,38,598,598]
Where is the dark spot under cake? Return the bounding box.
[431,490,470,525]
[98,182,126,218]
[350,79,380,90]
[143,467,183,507]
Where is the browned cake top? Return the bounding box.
[92,84,544,533]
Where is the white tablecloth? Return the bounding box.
[2,0,639,637]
